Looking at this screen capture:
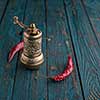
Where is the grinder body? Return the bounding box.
[20,29,44,68]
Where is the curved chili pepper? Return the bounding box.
[8,40,24,62]
[50,55,74,81]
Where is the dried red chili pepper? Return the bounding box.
[50,55,74,81]
[8,40,24,62]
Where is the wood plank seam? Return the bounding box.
[45,0,49,99]
[10,0,28,100]
[0,0,10,24]
[63,0,85,99]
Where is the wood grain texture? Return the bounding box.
[83,0,100,30]
[0,0,27,99]
[46,0,83,100]
[81,0,100,100]
[12,0,47,100]
[1,0,100,99]
[64,0,100,99]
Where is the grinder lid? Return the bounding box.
[27,23,40,35]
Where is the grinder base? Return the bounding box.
[20,53,44,69]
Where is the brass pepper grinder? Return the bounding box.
[13,16,44,69]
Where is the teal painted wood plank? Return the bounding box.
[12,0,47,100]
[81,0,100,99]
[64,0,100,99]
[83,0,100,49]
[46,0,83,99]
[0,0,27,99]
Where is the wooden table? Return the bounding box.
[0,0,100,100]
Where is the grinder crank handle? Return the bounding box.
[13,16,28,29]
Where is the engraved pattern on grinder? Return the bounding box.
[24,41,41,53]
[24,39,41,57]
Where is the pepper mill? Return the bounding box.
[13,16,44,69]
